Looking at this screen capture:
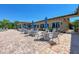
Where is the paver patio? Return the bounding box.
[0,29,71,54]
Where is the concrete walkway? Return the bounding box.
[70,33,79,54]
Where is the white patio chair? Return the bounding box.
[35,31,45,40]
[35,31,50,41]
[48,29,60,45]
[27,29,38,37]
[0,28,3,32]
[43,31,50,41]
[23,29,28,34]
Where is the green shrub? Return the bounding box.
[48,27,53,32]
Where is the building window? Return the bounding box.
[23,24,27,28]
[52,23,56,28]
[17,25,21,28]
[34,25,36,28]
[37,25,39,28]
[52,22,60,28]
[47,24,49,27]
[56,22,60,28]
[40,24,44,28]
[28,25,31,28]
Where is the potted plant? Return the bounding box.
[48,27,53,32]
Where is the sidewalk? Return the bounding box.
[70,32,79,54]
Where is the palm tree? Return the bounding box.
[0,19,20,29]
[0,21,2,28]
[8,22,15,29]
[1,19,10,29]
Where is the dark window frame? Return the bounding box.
[40,24,44,28]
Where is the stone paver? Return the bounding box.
[0,29,71,54]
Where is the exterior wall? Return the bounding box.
[16,18,70,31]
[16,22,31,29]
[35,18,70,31]
[35,21,45,30]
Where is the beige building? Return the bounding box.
[16,6,79,31]
[35,17,70,31]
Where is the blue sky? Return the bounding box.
[0,4,78,22]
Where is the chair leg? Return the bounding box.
[35,35,39,40]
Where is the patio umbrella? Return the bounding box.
[44,17,48,30]
[32,20,35,29]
